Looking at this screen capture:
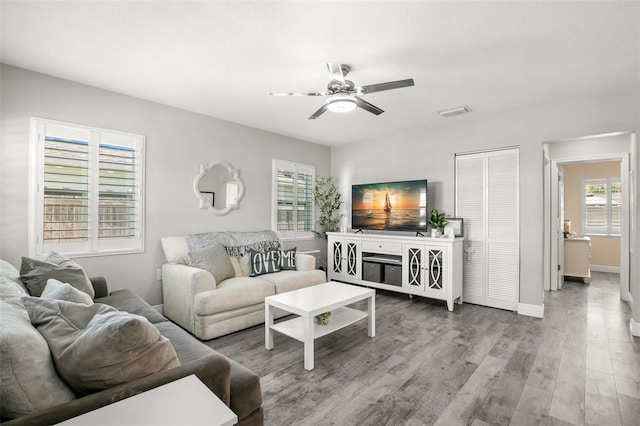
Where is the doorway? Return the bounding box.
[543,132,633,302]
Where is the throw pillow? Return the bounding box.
[0,300,75,419]
[278,248,297,270]
[20,252,94,299]
[187,242,235,284]
[0,276,28,310]
[248,249,280,277]
[42,278,94,305]
[22,297,180,395]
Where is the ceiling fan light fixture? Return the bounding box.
[326,96,358,113]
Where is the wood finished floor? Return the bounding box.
[206,273,640,425]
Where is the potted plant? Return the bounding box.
[429,209,448,237]
[313,176,344,240]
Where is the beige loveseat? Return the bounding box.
[161,231,326,340]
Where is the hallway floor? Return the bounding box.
[541,272,640,425]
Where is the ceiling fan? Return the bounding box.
[270,63,415,119]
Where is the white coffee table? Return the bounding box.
[265,281,375,370]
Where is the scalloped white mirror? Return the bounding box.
[193,160,245,215]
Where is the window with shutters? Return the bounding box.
[30,118,145,257]
[582,178,621,236]
[271,159,315,240]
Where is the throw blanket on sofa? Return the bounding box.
[185,231,281,257]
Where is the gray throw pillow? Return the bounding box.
[187,242,235,284]
[22,297,180,395]
[0,300,75,419]
[20,252,94,299]
[42,279,94,305]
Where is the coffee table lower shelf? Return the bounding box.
[270,307,367,341]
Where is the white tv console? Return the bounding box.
[326,232,463,311]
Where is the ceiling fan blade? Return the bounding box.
[358,78,415,95]
[308,104,328,120]
[270,92,327,96]
[355,97,384,115]
[327,63,346,84]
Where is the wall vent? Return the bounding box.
[438,105,471,117]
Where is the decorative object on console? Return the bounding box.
[445,218,464,238]
[314,311,331,325]
[313,176,343,240]
[429,209,449,237]
[193,160,244,216]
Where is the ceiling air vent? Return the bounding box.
[438,105,471,117]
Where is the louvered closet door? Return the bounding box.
[456,148,519,311]
[456,153,487,306]
[486,149,519,310]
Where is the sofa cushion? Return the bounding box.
[42,278,94,305]
[188,242,235,284]
[0,300,75,419]
[20,252,94,298]
[96,289,167,324]
[195,277,274,315]
[154,321,220,364]
[228,358,263,421]
[261,269,327,294]
[248,249,280,277]
[22,297,180,395]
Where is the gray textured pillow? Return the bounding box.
[20,252,94,298]
[42,279,94,305]
[22,297,180,395]
[0,300,75,419]
[187,242,235,284]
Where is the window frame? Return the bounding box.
[271,159,315,241]
[29,118,145,258]
[580,177,621,237]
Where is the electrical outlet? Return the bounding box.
[156,268,162,281]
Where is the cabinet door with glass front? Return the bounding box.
[403,244,447,299]
[328,237,361,281]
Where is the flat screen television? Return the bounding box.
[352,179,428,232]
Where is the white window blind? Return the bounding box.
[272,159,315,239]
[31,118,145,257]
[582,178,621,236]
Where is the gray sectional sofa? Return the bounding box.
[161,230,327,340]
[0,260,263,425]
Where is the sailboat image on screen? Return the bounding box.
[352,179,428,232]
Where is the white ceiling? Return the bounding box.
[1,1,638,147]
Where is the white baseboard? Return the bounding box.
[518,302,544,318]
[631,319,640,338]
[590,265,620,273]
[153,304,164,315]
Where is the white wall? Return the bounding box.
[331,90,639,310]
[0,65,331,305]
